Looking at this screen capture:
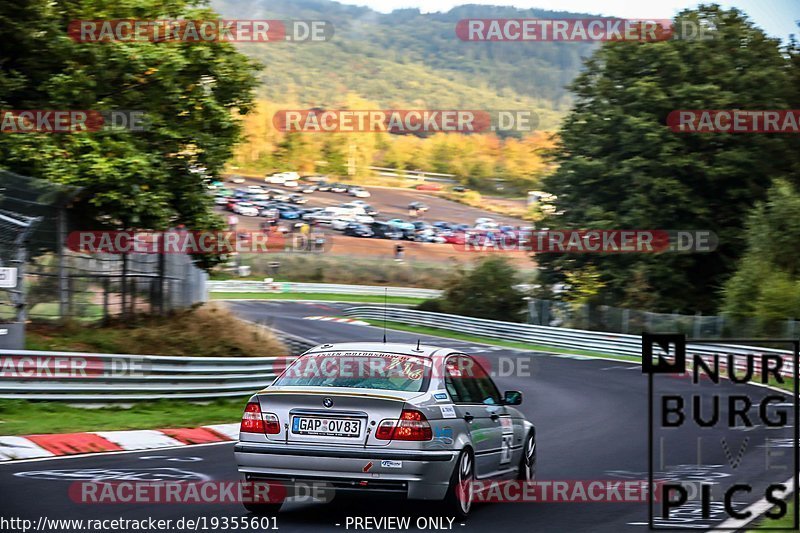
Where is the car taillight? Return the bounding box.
[375,409,432,441]
[263,412,281,434]
[240,402,264,433]
[240,402,282,435]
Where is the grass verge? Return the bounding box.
[210,292,426,305]
[749,501,797,531]
[0,398,248,436]
[364,319,635,361]
[25,303,285,356]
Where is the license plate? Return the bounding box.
[291,416,361,437]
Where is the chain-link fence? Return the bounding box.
[0,170,207,325]
[527,298,799,339]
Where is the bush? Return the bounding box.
[416,299,444,313]
[438,257,527,322]
[26,303,287,357]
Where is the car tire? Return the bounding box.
[517,430,536,481]
[442,449,475,520]
[243,502,281,516]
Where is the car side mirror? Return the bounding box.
[503,390,522,405]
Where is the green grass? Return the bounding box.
[364,319,636,361]
[0,398,248,436]
[210,292,426,305]
[25,326,126,353]
[749,501,797,531]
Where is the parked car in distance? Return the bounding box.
[412,221,430,231]
[415,183,442,191]
[331,217,356,231]
[284,179,299,188]
[339,203,367,216]
[282,172,300,181]
[300,184,317,194]
[233,202,259,217]
[214,196,228,205]
[316,181,331,192]
[350,201,378,216]
[275,205,301,219]
[371,221,402,240]
[265,173,286,184]
[349,187,370,198]
[306,208,339,225]
[229,175,246,184]
[300,207,324,220]
[288,194,308,205]
[343,223,374,238]
[259,208,279,222]
[386,218,416,231]
[409,201,429,213]
[268,190,290,202]
[330,183,348,193]
[247,185,265,194]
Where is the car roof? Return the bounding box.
[303,342,450,358]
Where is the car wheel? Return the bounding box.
[518,430,536,481]
[443,449,475,520]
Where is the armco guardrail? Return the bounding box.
[0,331,315,401]
[342,307,797,376]
[209,281,442,299]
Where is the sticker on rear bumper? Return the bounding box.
[380,460,402,469]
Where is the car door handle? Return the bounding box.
[490,413,500,421]
[464,413,474,422]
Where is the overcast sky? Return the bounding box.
[343,0,798,41]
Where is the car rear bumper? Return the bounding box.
[235,442,456,500]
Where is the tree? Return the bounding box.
[721,180,800,333]
[0,0,258,234]
[537,6,800,313]
[429,257,527,322]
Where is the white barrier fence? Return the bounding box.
[209,281,442,299]
[341,306,797,377]
[0,331,313,401]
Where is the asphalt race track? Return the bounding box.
[0,300,796,532]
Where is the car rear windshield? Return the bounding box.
[273,351,431,392]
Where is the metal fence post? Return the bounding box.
[57,207,69,322]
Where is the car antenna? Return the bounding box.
[382,287,388,343]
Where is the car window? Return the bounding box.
[273,352,432,393]
[444,355,501,405]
